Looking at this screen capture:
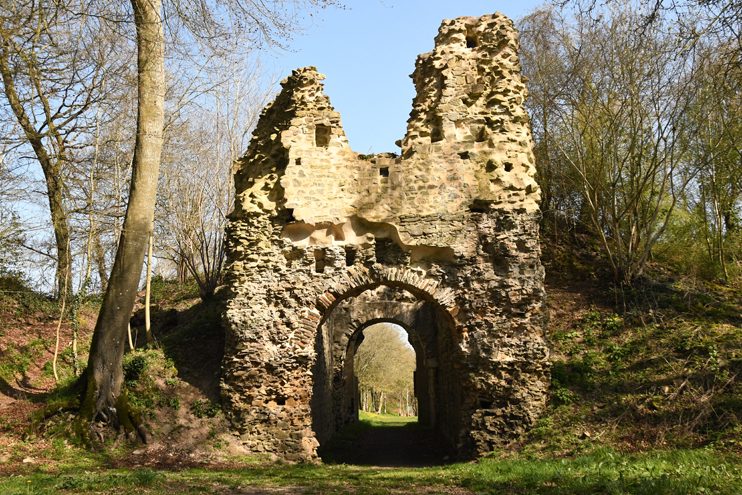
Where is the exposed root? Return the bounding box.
[114,388,151,444]
[25,375,150,450]
[23,398,80,440]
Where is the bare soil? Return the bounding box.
[0,304,95,443]
[0,287,253,474]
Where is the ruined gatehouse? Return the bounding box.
[221,12,550,462]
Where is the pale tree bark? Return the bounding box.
[52,267,69,382]
[145,229,153,344]
[84,85,105,289]
[128,322,135,351]
[79,0,164,441]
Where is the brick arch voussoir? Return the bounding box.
[296,264,458,352]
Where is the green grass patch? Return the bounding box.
[120,349,179,419]
[532,282,742,455]
[1,449,739,494]
[358,410,417,428]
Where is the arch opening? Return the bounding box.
[310,284,462,462]
[354,323,417,420]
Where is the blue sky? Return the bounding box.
[274,0,544,154]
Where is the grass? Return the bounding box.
[358,410,418,427]
[522,278,742,456]
[1,448,740,494]
[317,411,417,448]
[3,271,742,493]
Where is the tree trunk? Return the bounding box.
[0,36,72,296]
[94,235,109,292]
[46,164,72,298]
[78,0,164,442]
[145,230,153,343]
[177,256,189,284]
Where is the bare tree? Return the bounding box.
[564,0,742,59]
[156,47,275,300]
[0,132,25,273]
[520,4,706,284]
[78,0,342,443]
[0,0,131,295]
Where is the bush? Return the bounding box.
[191,399,221,418]
[123,354,148,386]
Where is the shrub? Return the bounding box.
[123,354,148,386]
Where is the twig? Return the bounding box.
[127,322,134,352]
[52,268,70,383]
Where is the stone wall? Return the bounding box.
[222,12,550,462]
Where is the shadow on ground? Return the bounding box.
[319,420,457,467]
[131,288,226,403]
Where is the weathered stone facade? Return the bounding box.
[221,12,550,462]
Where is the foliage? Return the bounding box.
[354,323,417,416]
[0,272,56,316]
[519,4,708,285]
[527,277,742,456]
[0,342,34,383]
[654,54,742,284]
[148,275,200,305]
[191,399,221,418]
[119,349,179,419]
[122,354,149,386]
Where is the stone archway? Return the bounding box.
[307,280,459,448]
[221,13,551,463]
[339,317,427,425]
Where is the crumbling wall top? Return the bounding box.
[232,13,541,250]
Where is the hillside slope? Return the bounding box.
[0,241,740,470]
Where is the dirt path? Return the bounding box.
[322,425,457,467]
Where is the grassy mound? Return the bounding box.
[1,251,741,492]
[524,275,742,458]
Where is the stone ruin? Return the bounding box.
[221,12,550,462]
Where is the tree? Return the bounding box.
[675,53,742,280]
[519,4,706,284]
[518,8,587,234]
[355,323,416,416]
[565,0,742,58]
[0,130,25,273]
[78,0,342,442]
[0,0,129,295]
[79,0,164,442]
[156,47,275,300]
